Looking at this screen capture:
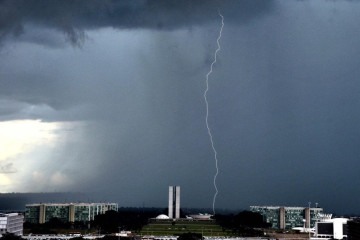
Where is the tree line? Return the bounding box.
[21,208,269,238]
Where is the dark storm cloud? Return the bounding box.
[0,0,274,114]
[0,100,26,116]
[205,0,360,214]
[0,0,273,46]
[2,0,360,215]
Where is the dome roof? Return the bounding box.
[156,214,170,219]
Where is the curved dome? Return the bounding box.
[156,214,170,219]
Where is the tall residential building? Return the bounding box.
[250,206,323,229]
[168,186,180,219]
[25,203,118,224]
[0,213,24,236]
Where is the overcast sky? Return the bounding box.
[1,0,360,215]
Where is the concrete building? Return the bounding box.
[311,214,348,240]
[168,186,180,219]
[250,206,323,229]
[25,203,118,224]
[0,213,24,236]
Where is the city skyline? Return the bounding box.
[1,0,360,214]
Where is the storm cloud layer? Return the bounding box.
[0,0,272,46]
[1,0,360,214]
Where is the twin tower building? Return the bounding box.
[168,186,180,219]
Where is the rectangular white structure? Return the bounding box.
[168,186,180,219]
[333,218,347,239]
[175,186,180,219]
[168,186,174,219]
[0,213,24,236]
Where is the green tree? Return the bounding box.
[177,232,203,240]
[44,217,70,229]
[0,233,23,240]
[235,211,269,228]
[93,208,166,233]
[215,211,269,237]
[69,237,83,240]
[93,210,120,233]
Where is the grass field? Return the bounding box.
[140,220,235,237]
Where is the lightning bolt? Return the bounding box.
[204,11,224,215]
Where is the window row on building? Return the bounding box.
[250,205,323,229]
[25,203,118,224]
[0,213,24,236]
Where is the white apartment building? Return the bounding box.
[0,213,24,236]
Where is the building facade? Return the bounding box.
[0,213,24,236]
[250,206,323,229]
[168,186,180,219]
[25,203,118,224]
[312,215,348,240]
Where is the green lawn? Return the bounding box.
[139,220,235,237]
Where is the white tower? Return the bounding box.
[168,186,174,219]
[168,186,180,219]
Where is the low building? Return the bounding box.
[0,213,24,236]
[250,205,323,229]
[311,215,348,240]
[25,203,118,224]
[187,213,213,220]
